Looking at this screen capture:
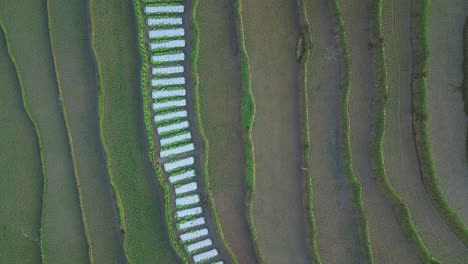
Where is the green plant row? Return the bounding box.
[295,0,322,263]
[233,1,265,263]
[369,1,439,262]
[0,20,49,263]
[329,1,375,263]
[190,0,240,262]
[410,0,468,247]
[133,0,189,262]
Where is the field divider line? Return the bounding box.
[45,2,97,263]
[132,0,189,262]
[234,0,265,263]
[331,1,376,263]
[191,0,240,262]
[0,21,49,263]
[410,0,468,247]
[370,0,440,262]
[296,0,322,262]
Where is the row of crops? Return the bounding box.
[142,2,224,263]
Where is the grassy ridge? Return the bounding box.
[89,0,180,262]
[190,0,241,263]
[410,0,468,247]
[132,0,187,262]
[0,2,90,262]
[234,0,264,262]
[0,27,43,264]
[46,0,127,262]
[296,0,321,262]
[330,1,375,263]
[369,0,439,262]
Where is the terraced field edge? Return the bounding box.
[0,20,52,263]
[190,1,242,263]
[410,0,468,246]
[46,3,94,262]
[369,1,439,262]
[0,22,46,262]
[296,0,321,262]
[133,0,189,262]
[330,1,375,263]
[234,0,264,262]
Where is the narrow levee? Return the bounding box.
[426,0,468,225]
[339,0,422,262]
[0,1,89,262]
[381,0,468,262]
[240,0,311,262]
[303,0,364,262]
[195,0,258,263]
[0,26,43,264]
[89,0,179,262]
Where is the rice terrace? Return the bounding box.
[0,0,467,263]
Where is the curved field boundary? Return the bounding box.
[132,0,188,262]
[370,0,439,262]
[296,0,321,262]
[46,0,127,262]
[410,0,468,246]
[190,0,244,262]
[0,5,90,263]
[89,0,180,262]
[234,0,263,262]
[329,1,375,263]
[0,26,43,264]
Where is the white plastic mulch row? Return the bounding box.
[180,228,208,242]
[193,249,219,263]
[153,65,184,75]
[154,110,187,123]
[160,132,191,146]
[164,156,194,172]
[153,53,184,63]
[176,194,200,207]
[151,77,185,86]
[175,182,197,195]
[151,39,186,50]
[149,28,184,39]
[157,120,189,134]
[153,88,186,99]
[177,206,202,218]
[187,238,212,253]
[178,217,205,230]
[160,143,194,158]
[169,169,196,183]
[147,17,182,26]
[212,261,224,264]
[152,99,186,110]
[145,5,184,14]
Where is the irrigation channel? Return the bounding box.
[140,1,229,263]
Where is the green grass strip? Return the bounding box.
[133,0,189,262]
[296,0,321,262]
[370,1,440,263]
[191,0,240,263]
[330,1,375,263]
[410,0,468,247]
[234,0,265,263]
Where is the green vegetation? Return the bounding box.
[47,0,126,262]
[369,0,439,262]
[0,27,43,264]
[235,0,263,262]
[88,0,179,262]
[330,1,375,263]
[192,0,258,262]
[191,1,241,262]
[0,1,89,262]
[296,0,321,262]
[410,0,468,247]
